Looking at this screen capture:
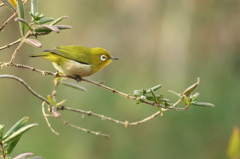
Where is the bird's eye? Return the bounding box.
[100,55,107,61]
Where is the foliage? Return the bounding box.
[0,117,42,159]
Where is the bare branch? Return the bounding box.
[58,106,161,127]
[9,31,32,63]
[0,12,18,31]
[0,38,22,50]
[42,102,60,135]
[61,118,110,139]
[0,75,49,105]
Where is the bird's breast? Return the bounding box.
[52,59,93,77]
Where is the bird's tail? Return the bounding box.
[29,54,47,58]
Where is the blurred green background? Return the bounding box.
[1,0,240,158]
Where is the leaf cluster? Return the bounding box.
[1,0,71,48]
[0,117,42,159]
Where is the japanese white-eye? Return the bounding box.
[30,45,118,80]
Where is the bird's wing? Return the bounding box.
[44,45,91,64]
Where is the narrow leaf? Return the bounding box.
[17,0,26,36]
[190,92,200,101]
[13,153,33,159]
[150,88,158,103]
[40,24,59,33]
[150,84,162,92]
[228,127,240,159]
[182,95,190,105]
[29,157,45,159]
[192,102,215,107]
[38,17,55,24]
[3,123,38,143]
[183,78,200,97]
[1,0,16,11]
[30,0,38,16]
[34,26,52,33]
[55,25,72,30]
[5,135,21,154]
[24,38,42,47]
[168,90,182,98]
[133,90,143,97]
[3,116,28,140]
[0,124,4,140]
[14,17,32,31]
[47,95,56,106]
[50,15,69,26]
[61,81,87,91]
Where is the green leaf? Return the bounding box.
[5,135,21,155]
[192,102,215,107]
[3,123,38,143]
[142,85,162,95]
[168,90,182,98]
[1,0,16,11]
[34,26,52,33]
[183,78,200,97]
[182,95,190,105]
[147,84,162,93]
[17,0,26,36]
[61,81,87,91]
[14,18,32,31]
[24,38,42,47]
[228,127,240,159]
[50,16,69,26]
[150,88,158,103]
[47,95,56,106]
[30,0,38,16]
[0,124,4,141]
[3,116,29,140]
[37,17,55,24]
[40,24,59,33]
[133,90,143,97]
[34,25,72,33]
[189,92,200,101]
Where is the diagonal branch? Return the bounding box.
[0,74,49,104]
[0,38,22,50]
[58,106,161,127]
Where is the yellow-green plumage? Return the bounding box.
[30,45,118,78]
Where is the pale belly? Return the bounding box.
[52,60,93,77]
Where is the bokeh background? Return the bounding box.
[1,0,240,158]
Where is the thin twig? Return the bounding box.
[0,143,6,159]
[42,102,59,135]
[0,75,49,104]
[0,38,22,50]
[0,12,18,31]
[61,118,109,139]
[129,111,161,126]
[0,63,53,75]
[9,31,31,63]
[58,106,126,125]
[58,106,162,127]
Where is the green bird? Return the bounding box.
[30,45,119,81]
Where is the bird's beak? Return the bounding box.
[108,57,119,60]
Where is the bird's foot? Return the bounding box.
[75,75,82,82]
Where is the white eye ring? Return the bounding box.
[100,55,107,61]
